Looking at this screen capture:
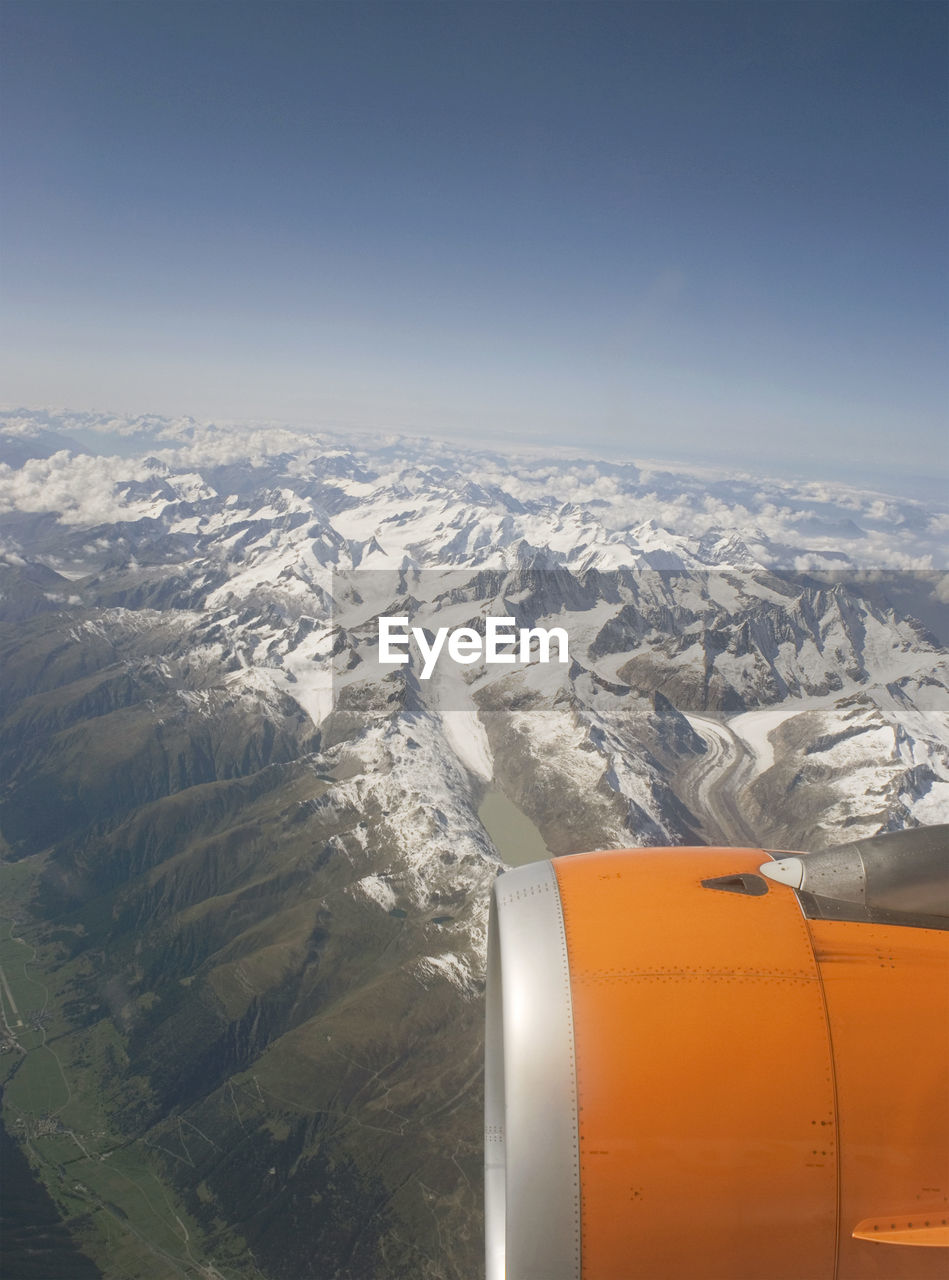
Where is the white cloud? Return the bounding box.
[0,409,945,568]
[0,451,156,525]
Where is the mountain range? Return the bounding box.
[1,408,946,1279]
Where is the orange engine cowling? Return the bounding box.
[485,827,949,1280]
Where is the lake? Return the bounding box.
[477,788,551,866]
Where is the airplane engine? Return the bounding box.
[485,827,949,1280]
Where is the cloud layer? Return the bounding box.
[0,408,946,570]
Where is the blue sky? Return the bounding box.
[2,1,946,482]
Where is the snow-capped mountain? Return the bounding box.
[1,408,947,1279]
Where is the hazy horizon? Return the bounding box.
[4,398,948,509]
